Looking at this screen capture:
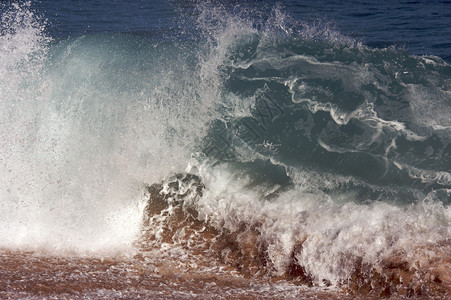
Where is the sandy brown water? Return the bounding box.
[0,249,351,299]
[1,225,450,299]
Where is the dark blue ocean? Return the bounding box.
[0,1,450,298]
[33,0,451,61]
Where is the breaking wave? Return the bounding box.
[1,2,450,297]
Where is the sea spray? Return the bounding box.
[0,2,221,253]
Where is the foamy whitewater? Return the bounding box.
[0,1,450,298]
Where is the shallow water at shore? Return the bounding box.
[0,250,352,299]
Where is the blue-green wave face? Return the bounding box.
[199,14,451,204]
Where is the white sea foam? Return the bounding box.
[194,162,451,286]
[396,162,451,186]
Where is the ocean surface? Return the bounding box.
[1,0,450,298]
